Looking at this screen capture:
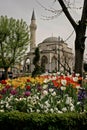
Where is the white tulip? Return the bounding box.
[61,86,66,90]
[49,88,54,93]
[43,90,48,96]
[43,84,48,89]
[75,73,80,77]
[66,97,72,105]
[62,107,67,112]
[52,91,56,96]
[61,79,67,86]
[73,77,78,82]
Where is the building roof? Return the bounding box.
[42,36,61,43]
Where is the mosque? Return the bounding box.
[23,10,74,74]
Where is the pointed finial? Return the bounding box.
[31,9,36,20]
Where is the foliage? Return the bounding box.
[33,47,40,65]
[0,16,29,78]
[0,111,87,130]
[32,47,42,77]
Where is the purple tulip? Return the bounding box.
[37,86,42,91]
[10,89,17,95]
[1,88,7,95]
[24,91,31,97]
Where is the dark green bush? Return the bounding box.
[0,111,87,130]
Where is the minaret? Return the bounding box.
[30,10,37,51]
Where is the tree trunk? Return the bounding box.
[74,21,86,77]
[75,47,84,76]
[4,67,9,79]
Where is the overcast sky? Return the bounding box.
[0,0,86,55]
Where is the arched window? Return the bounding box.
[41,56,48,72]
[51,56,57,72]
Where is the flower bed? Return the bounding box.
[0,72,87,113]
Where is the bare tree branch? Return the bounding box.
[36,0,63,20]
[57,0,77,30]
[81,0,87,23]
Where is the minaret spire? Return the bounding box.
[31,9,36,20]
[30,9,37,51]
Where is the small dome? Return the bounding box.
[42,37,60,43]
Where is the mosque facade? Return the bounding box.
[24,10,74,74]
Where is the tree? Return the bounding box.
[56,0,87,78]
[0,16,29,79]
[84,63,87,72]
[37,0,87,78]
[32,47,42,77]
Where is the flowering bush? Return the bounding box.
[0,72,87,113]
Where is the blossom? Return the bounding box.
[73,77,78,82]
[61,79,67,86]
[75,73,80,77]
[10,89,17,95]
[65,97,72,105]
[0,94,2,99]
[61,86,66,91]
[24,91,31,97]
[43,79,49,83]
[50,108,54,113]
[36,109,40,113]
[27,79,31,82]
[0,110,4,112]
[62,107,67,112]
[0,72,86,113]
[70,104,75,111]
[76,84,81,89]
[1,80,7,84]
[26,85,31,90]
[78,89,86,101]
[5,85,11,89]
[45,101,50,108]
[1,88,7,95]
[43,84,48,89]
[37,85,42,91]
[57,71,60,75]
[43,90,48,96]
[51,91,56,96]
[49,88,54,93]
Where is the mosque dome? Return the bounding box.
[42,36,61,43]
